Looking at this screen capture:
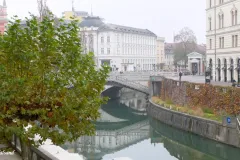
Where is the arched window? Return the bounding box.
[219,11,224,28]
[235,10,238,25]
[231,7,238,26]
[209,17,212,30]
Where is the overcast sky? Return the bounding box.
[6,0,206,43]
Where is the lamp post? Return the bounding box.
[204,59,211,84]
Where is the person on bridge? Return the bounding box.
[179,72,183,81]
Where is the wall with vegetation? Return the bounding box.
[160,78,240,115]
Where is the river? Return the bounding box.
[62,89,240,160]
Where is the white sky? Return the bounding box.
[6,0,206,43]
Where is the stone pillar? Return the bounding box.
[234,58,238,81]
[227,59,231,82]
[200,58,203,75]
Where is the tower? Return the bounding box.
[0,0,7,34]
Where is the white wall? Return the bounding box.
[97,31,157,71]
[206,0,240,82]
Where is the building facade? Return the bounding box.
[206,0,240,83]
[0,0,7,34]
[156,37,165,69]
[164,43,175,70]
[79,17,157,71]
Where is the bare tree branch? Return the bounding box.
[37,0,47,21]
[173,27,197,68]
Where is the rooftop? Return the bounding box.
[98,23,157,36]
[79,16,104,28]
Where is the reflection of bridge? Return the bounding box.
[106,76,149,95]
[150,118,240,160]
[63,96,149,160]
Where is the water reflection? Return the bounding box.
[63,90,148,160]
[62,89,240,160]
[150,118,240,160]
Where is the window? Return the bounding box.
[101,37,104,43]
[232,10,238,26]
[236,35,238,47]
[233,35,238,47]
[219,14,224,29]
[222,37,224,48]
[209,18,212,30]
[107,36,110,43]
[236,10,238,25]
[107,48,110,54]
[210,0,212,8]
[210,39,212,49]
[101,48,104,54]
[219,0,224,4]
[219,37,224,48]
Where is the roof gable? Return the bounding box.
[187,52,203,57]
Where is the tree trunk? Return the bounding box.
[20,141,31,160]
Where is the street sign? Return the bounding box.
[227,117,231,124]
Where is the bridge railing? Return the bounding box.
[107,75,149,93]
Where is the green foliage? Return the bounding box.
[0,13,109,146]
[165,99,173,105]
[202,107,214,114]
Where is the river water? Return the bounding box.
[62,89,240,160]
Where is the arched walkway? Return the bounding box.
[209,59,213,80]
[217,59,221,81]
[229,58,234,82]
[223,58,227,82]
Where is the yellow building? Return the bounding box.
[62,11,89,22]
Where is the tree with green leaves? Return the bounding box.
[174,27,197,68]
[0,12,109,157]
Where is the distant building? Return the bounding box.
[206,0,240,82]
[79,16,157,71]
[156,37,165,69]
[164,43,175,70]
[62,11,89,23]
[164,43,206,70]
[0,0,7,34]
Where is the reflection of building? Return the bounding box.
[0,0,7,34]
[79,17,157,71]
[187,52,205,75]
[64,92,149,160]
[206,0,240,83]
[156,37,165,69]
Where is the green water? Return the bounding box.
[63,91,240,160]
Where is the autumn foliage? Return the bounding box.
[160,78,240,116]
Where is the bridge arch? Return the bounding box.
[106,76,149,95]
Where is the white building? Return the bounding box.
[156,37,165,69]
[206,0,240,83]
[164,43,175,70]
[79,16,157,71]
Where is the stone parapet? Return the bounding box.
[147,100,240,148]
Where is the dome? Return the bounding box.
[79,16,104,28]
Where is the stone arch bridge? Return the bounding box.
[105,76,149,95]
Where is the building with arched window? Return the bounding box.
[206,0,240,83]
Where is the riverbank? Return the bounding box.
[147,99,240,148]
[151,97,222,122]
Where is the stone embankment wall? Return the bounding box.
[147,101,240,148]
